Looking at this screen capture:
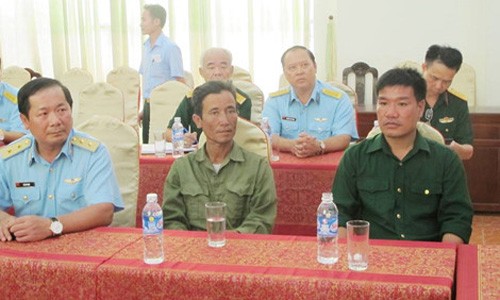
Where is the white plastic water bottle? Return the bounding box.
[317,192,339,264]
[142,193,164,264]
[172,117,184,158]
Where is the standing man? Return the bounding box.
[0,78,124,242]
[139,4,185,143]
[332,68,473,244]
[162,81,276,234]
[421,45,473,160]
[0,57,27,144]
[165,47,252,146]
[263,46,358,158]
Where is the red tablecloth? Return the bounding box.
[97,228,457,300]
[456,244,500,300]
[0,227,141,299]
[138,151,343,235]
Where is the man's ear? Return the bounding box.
[193,114,202,129]
[20,114,30,130]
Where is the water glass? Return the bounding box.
[153,130,166,157]
[271,134,280,161]
[347,220,370,271]
[205,202,226,248]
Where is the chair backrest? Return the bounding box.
[198,117,270,158]
[232,66,252,82]
[106,66,140,132]
[232,80,265,125]
[76,82,124,126]
[183,70,195,88]
[60,68,94,120]
[342,62,378,106]
[149,80,191,142]
[1,65,31,88]
[278,73,289,89]
[395,60,476,106]
[367,121,445,144]
[76,115,139,227]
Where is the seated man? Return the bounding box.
[332,68,473,244]
[262,45,358,158]
[0,78,124,242]
[421,45,473,160]
[165,47,252,146]
[162,81,276,233]
[0,57,28,144]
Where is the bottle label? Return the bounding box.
[317,215,338,237]
[173,129,184,142]
[143,211,163,235]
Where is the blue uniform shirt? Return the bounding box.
[139,33,184,99]
[0,129,124,217]
[262,80,359,141]
[0,82,27,133]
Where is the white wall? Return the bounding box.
[313,0,500,107]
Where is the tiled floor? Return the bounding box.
[469,213,500,245]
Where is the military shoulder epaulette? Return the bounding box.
[235,92,246,105]
[3,90,17,104]
[71,136,100,152]
[448,88,467,101]
[321,88,342,99]
[186,90,194,98]
[269,88,290,98]
[0,138,31,160]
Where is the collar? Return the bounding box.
[366,131,431,160]
[143,33,167,49]
[290,80,321,105]
[195,142,245,169]
[28,129,75,166]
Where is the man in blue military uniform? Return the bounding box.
[138,4,185,143]
[0,57,27,144]
[0,78,124,242]
[421,45,473,160]
[262,46,358,158]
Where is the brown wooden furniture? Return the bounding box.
[343,62,378,105]
[357,105,500,212]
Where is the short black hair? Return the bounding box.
[425,44,463,72]
[18,78,73,117]
[376,68,427,102]
[144,4,167,28]
[192,81,236,117]
[280,45,316,67]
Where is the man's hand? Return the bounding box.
[292,132,321,158]
[8,216,53,242]
[0,214,17,242]
[184,132,198,148]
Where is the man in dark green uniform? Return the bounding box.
[421,45,473,160]
[165,48,251,145]
[332,68,473,244]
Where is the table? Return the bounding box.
[138,151,344,235]
[456,244,500,300]
[0,227,141,299]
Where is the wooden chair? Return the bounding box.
[367,121,445,144]
[76,82,124,126]
[1,65,31,88]
[148,80,191,143]
[76,115,139,227]
[198,117,270,159]
[342,62,378,105]
[106,66,140,133]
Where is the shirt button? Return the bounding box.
[400,234,405,239]
[23,195,28,201]
[49,168,54,173]
[424,189,430,195]
[399,162,403,167]
[396,213,401,219]
[445,128,449,132]
[48,194,54,199]
[397,187,402,193]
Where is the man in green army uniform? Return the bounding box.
[164,48,251,146]
[332,68,473,244]
[421,45,473,160]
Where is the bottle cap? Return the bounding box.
[174,117,181,122]
[146,193,158,203]
[322,192,333,202]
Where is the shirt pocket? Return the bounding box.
[182,184,209,222]
[11,187,41,216]
[357,178,392,212]
[408,182,442,215]
[225,184,252,224]
[282,119,299,138]
[58,181,85,214]
[308,119,331,139]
